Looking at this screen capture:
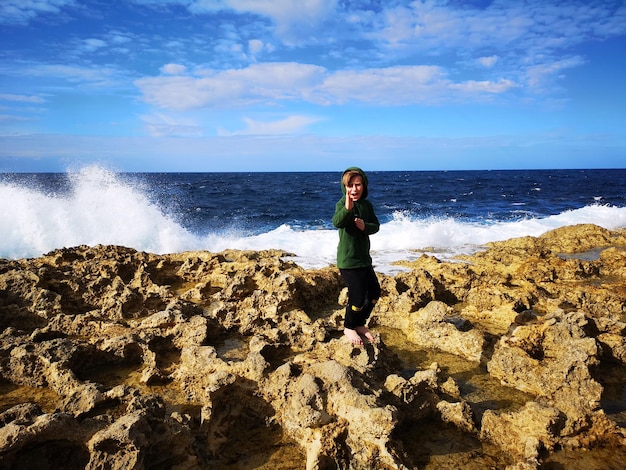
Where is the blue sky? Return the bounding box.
[0,0,625,172]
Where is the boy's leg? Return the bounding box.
[344,305,365,344]
[340,268,368,327]
[339,268,368,344]
[354,301,377,342]
[354,267,381,342]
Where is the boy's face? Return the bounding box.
[346,176,364,201]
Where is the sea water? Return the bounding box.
[3,165,626,468]
[1,165,626,273]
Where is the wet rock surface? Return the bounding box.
[1,224,626,469]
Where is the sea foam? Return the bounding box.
[2,166,626,274]
[0,166,195,259]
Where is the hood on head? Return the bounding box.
[341,167,369,199]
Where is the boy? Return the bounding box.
[332,167,381,345]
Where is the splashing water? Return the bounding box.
[2,165,626,274]
[0,166,196,258]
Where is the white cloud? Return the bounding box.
[219,114,322,136]
[126,0,625,92]
[219,62,326,94]
[0,93,46,103]
[141,113,203,137]
[318,65,447,105]
[377,6,416,45]
[478,56,499,68]
[525,56,586,90]
[370,1,625,59]
[190,0,338,45]
[0,0,77,25]
[23,64,122,88]
[248,39,264,56]
[135,62,326,109]
[136,62,518,110]
[161,63,188,75]
[80,38,107,52]
[0,114,34,122]
[131,0,626,56]
[136,76,219,109]
[449,79,518,94]
[110,32,133,44]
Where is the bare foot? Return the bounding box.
[343,328,363,345]
[355,326,377,343]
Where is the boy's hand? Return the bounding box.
[354,217,365,231]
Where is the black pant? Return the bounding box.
[339,266,381,329]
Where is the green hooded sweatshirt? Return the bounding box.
[332,167,380,269]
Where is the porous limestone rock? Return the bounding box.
[1,225,626,469]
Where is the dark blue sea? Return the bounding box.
[2,166,626,273]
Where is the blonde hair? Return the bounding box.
[342,170,363,187]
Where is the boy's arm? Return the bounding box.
[332,197,353,228]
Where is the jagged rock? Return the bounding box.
[1,225,626,468]
[481,401,565,466]
[378,299,486,362]
[0,409,99,469]
[436,399,477,434]
[487,311,603,435]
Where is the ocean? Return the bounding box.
[2,165,626,274]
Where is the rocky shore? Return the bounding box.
[2,224,626,469]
